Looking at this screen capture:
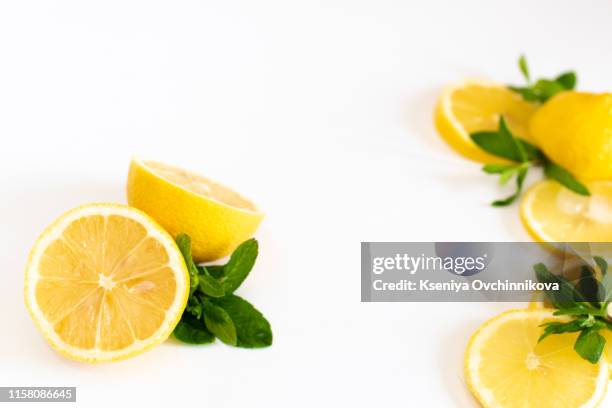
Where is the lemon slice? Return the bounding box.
[520,180,612,242]
[127,158,264,262]
[434,79,538,162]
[24,204,189,362]
[465,309,608,408]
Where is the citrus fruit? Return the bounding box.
[24,204,189,362]
[434,79,538,162]
[127,158,263,262]
[520,180,612,242]
[465,309,608,408]
[529,91,612,181]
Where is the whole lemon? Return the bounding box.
[529,91,612,181]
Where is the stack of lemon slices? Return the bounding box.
[436,81,612,406]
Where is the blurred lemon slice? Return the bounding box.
[465,309,608,408]
[520,180,612,242]
[434,79,537,162]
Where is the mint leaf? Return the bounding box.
[211,295,272,348]
[198,273,225,298]
[518,55,530,82]
[509,55,577,103]
[470,131,519,162]
[595,256,608,276]
[534,263,583,307]
[578,265,600,303]
[202,265,224,279]
[532,79,565,102]
[574,327,606,364]
[202,299,237,345]
[219,239,258,293]
[174,313,215,344]
[498,166,518,185]
[482,163,516,174]
[556,71,576,90]
[176,234,199,296]
[538,319,585,342]
[492,166,527,207]
[543,161,590,196]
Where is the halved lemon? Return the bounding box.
[465,309,608,408]
[127,158,264,262]
[520,180,612,242]
[434,79,538,162]
[24,204,189,362]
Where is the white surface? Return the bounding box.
[1,1,611,407]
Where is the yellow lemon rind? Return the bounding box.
[24,203,190,363]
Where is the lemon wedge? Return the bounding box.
[127,158,263,262]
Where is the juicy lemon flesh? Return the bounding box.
[27,206,187,361]
[529,92,612,181]
[144,160,256,211]
[451,83,534,137]
[435,81,538,163]
[466,310,608,408]
[521,180,612,242]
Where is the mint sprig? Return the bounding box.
[470,117,589,206]
[173,234,272,348]
[535,258,612,364]
[509,55,576,103]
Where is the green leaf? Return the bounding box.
[518,55,530,82]
[574,327,606,364]
[532,79,565,102]
[578,265,600,303]
[211,295,272,348]
[176,234,199,296]
[534,262,584,307]
[594,256,608,276]
[498,166,518,185]
[470,131,521,162]
[538,319,584,342]
[600,266,612,303]
[202,299,237,346]
[173,313,215,344]
[198,273,225,298]
[482,164,515,174]
[555,71,577,90]
[544,161,590,196]
[219,239,259,293]
[492,167,527,207]
[553,305,604,317]
[204,265,225,279]
[508,86,539,102]
[517,138,544,162]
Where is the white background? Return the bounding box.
[1,1,612,407]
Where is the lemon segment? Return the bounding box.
[24,204,189,362]
[529,92,612,181]
[465,309,608,408]
[127,158,264,262]
[434,79,538,163]
[520,180,612,242]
